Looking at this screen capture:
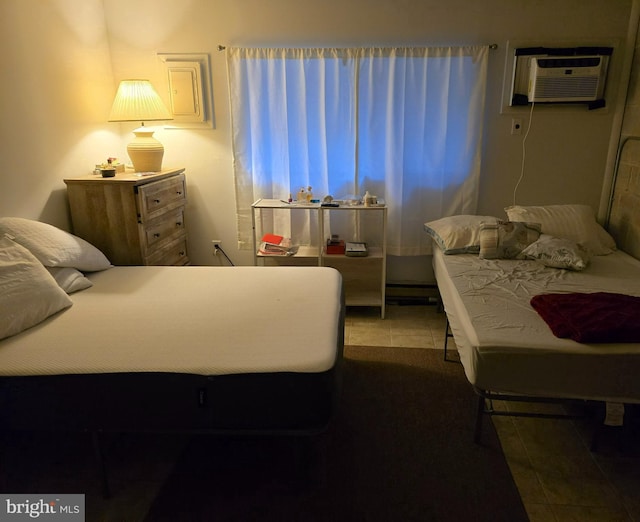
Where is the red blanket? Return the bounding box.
[530,292,640,344]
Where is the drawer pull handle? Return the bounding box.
[179,251,185,256]
[176,221,183,227]
[176,191,183,195]
[153,233,161,238]
[153,199,161,204]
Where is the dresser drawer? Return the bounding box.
[137,174,186,222]
[144,237,189,265]
[142,208,187,252]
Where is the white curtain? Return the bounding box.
[228,46,488,255]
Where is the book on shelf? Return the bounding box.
[261,233,285,245]
[259,233,299,256]
[345,242,368,257]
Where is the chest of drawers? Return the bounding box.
[64,168,189,266]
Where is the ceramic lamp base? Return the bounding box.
[127,127,164,172]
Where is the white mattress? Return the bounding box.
[433,247,640,402]
[0,266,343,377]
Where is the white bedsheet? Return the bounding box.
[0,266,343,377]
[433,248,640,402]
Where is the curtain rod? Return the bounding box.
[218,44,498,51]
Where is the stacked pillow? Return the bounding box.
[423,215,500,254]
[504,204,616,256]
[520,234,591,271]
[0,217,112,272]
[0,236,73,340]
[424,204,616,271]
[0,217,111,340]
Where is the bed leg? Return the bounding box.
[91,431,111,499]
[443,318,450,361]
[292,434,327,490]
[474,396,485,444]
[0,430,8,492]
[590,426,600,452]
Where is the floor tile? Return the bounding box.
[345,303,640,519]
[525,502,557,522]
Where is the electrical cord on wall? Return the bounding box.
[214,244,235,266]
[512,101,535,206]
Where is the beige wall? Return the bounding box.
[0,0,121,226]
[0,0,636,282]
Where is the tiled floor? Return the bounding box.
[346,303,640,522]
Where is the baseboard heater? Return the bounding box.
[385,283,440,305]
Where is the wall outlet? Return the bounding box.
[511,118,523,135]
[211,239,222,255]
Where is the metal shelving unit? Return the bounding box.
[251,198,387,317]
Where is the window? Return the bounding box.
[228,46,488,255]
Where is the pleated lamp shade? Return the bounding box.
[108,80,173,172]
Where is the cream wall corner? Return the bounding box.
[0,0,122,228]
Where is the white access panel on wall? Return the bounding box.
[158,53,215,128]
[167,62,204,122]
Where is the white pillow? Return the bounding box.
[521,234,591,271]
[0,236,73,340]
[504,204,616,256]
[46,267,93,294]
[0,217,112,271]
[424,215,500,254]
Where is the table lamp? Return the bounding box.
[108,79,173,172]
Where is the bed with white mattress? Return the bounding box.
[424,178,640,442]
[0,217,344,437]
[0,265,344,434]
[433,247,640,403]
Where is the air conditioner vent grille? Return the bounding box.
[533,77,600,100]
[528,55,606,103]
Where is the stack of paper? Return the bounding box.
[345,242,368,257]
[259,234,299,256]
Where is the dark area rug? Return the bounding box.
[144,346,527,521]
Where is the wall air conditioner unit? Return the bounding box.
[527,56,607,103]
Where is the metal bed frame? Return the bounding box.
[442,318,590,446]
[437,135,640,449]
